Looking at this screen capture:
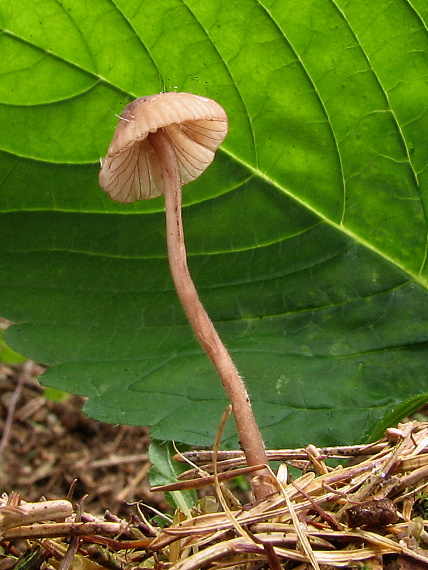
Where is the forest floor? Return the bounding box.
[0,358,168,517]
[2,350,428,569]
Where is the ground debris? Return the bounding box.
[149,420,428,569]
[3,422,428,569]
[0,360,166,516]
[3,360,428,568]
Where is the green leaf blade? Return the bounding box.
[1,0,427,449]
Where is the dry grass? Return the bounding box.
[145,419,428,569]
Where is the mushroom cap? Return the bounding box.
[99,92,228,203]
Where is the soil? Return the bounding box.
[0,359,168,516]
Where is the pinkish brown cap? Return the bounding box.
[99,92,228,203]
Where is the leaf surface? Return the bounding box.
[1,0,427,448]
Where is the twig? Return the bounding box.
[0,499,73,532]
[2,520,128,541]
[151,464,266,492]
[0,367,26,453]
[274,464,320,570]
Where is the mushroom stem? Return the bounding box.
[151,130,273,501]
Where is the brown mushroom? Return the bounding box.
[99,92,272,500]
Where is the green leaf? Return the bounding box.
[42,386,71,403]
[0,329,26,364]
[368,393,428,442]
[1,0,427,449]
[148,441,197,513]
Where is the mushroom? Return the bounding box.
[99,92,272,500]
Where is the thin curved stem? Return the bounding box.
[150,130,273,501]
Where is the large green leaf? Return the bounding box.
[1,0,427,449]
